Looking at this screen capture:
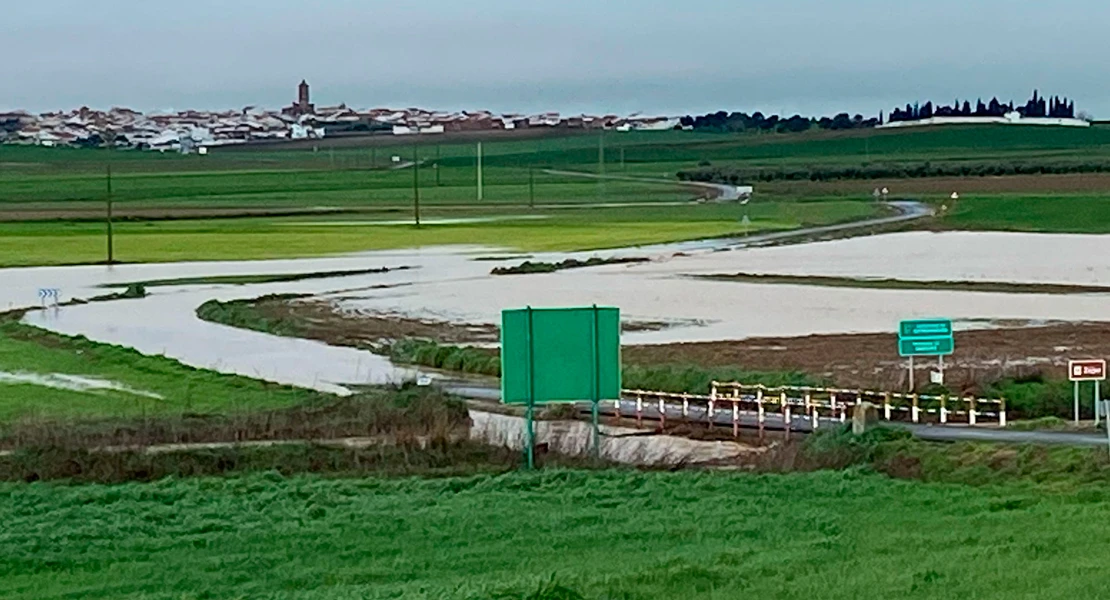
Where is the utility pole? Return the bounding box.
[597,131,605,175]
[412,145,421,227]
[477,141,484,201]
[106,163,114,264]
[529,166,535,209]
[597,131,605,201]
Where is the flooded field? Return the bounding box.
[2,231,1108,392]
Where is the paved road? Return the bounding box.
[545,169,934,250]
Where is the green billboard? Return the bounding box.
[501,306,621,405]
[898,318,954,357]
[899,337,954,357]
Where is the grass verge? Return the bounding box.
[0,318,322,423]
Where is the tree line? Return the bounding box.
[888,90,1076,122]
[679,111,880,133]
[677,159,1110,184]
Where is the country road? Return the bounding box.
[444,383,1110,447]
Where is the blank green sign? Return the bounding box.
[501,306,621,405]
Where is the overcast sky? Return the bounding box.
[3,0,1107,117]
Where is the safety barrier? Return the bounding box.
[615,382,1005,437]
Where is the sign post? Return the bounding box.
[1068,359,1107,426]
[899,319,954,392]
[502,306,621,468]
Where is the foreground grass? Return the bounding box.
[3,468,1110,599]
[0,319,321,423]
[0,202,878,266]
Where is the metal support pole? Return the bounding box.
[912,394,920,423]
[658,398,665,431]
[591,305,601,459]
[1075,381,1081,426]
[707,400,715,429]
[592,400,600,458]
[525,306,536,469]
[940,395,948,424]
[999,398,1007,428]
[968,397,977,426]
[525,401,535,470]
[1097,381,1103,428]
[909,355,915,392]
[1104,400,1110,457]
[732,401,739,438]
[883,393,892,421]
[636,395,643,428]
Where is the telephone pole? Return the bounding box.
[477,141,484,201]
[412,145,421,227]
[529,166,535,209]
[106,164,114,264]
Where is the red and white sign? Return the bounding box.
[1069,360,1107,382]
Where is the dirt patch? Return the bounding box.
[258,298,500,346]
[624,323,1110,392]
[244,296,1110,393]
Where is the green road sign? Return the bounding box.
[501,306,621,405]
[899,319,953,339]
[899,337,954,357]
[501,306,621,469]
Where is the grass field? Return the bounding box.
[0,319,320,423]
[3,468,1109,599]
[6,125,1110,210]
[0,202,879,266]
[5,126,1110,267]
[944,194,1110,233]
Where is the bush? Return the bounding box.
[622,364,822,394]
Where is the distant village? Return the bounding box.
[0,81,684,153]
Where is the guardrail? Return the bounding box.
[615,382,1005,437]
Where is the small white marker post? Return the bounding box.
[1075,381,1081,426]
[1103,400,1110,457]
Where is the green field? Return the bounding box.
[0,202,879,266]
[945,194,1110,233]
[6,125,1110,209]
[3,469,1109,599]
[0,319,319,423]
[4,125,1110,267]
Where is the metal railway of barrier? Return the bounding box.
[611,382,1006,438]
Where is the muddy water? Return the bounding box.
[469,411,754,466]
[2,231,1108,393]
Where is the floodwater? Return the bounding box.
[0,371,164,399]
[1,231,1108,393]
[469,411,754,465]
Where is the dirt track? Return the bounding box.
[254,297,1110,393]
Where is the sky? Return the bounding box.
[3,0,1108,118]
